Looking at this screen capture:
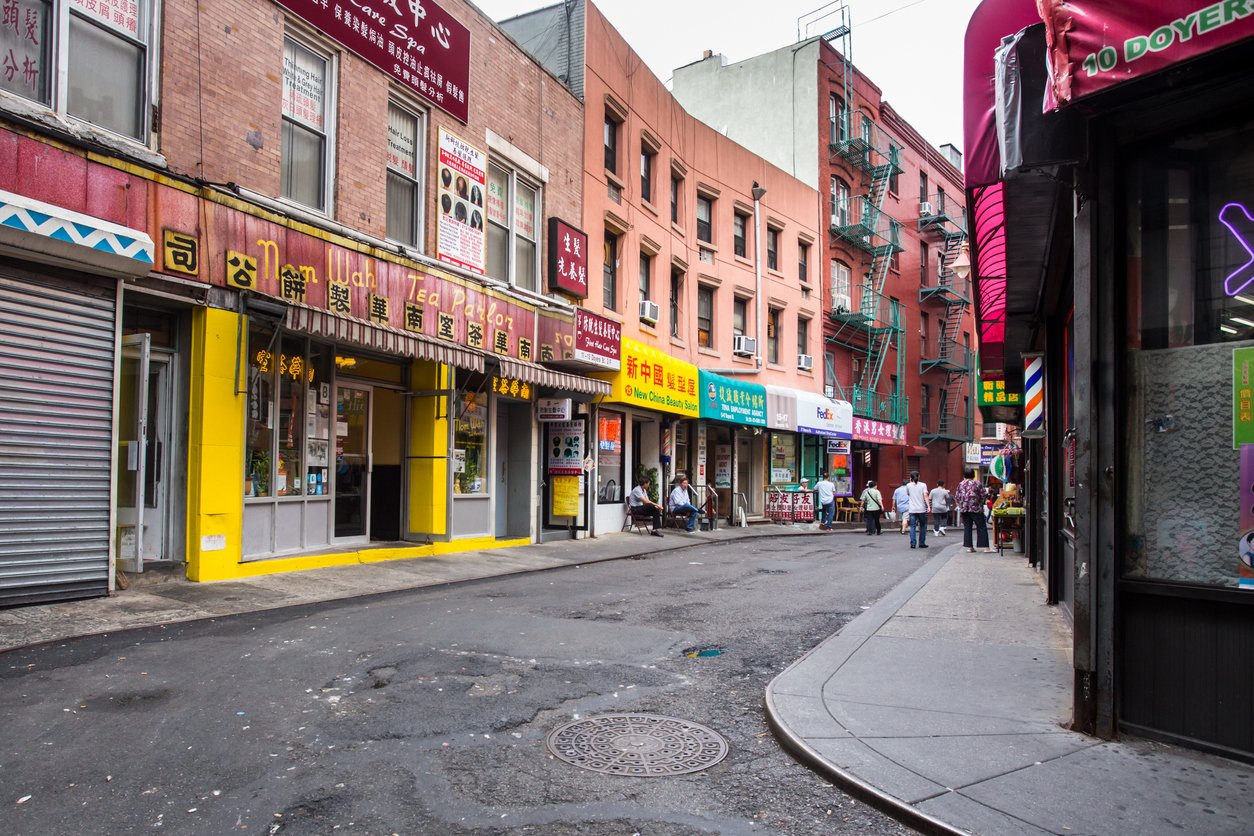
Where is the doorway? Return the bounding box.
[737,434,761,516]
[495,400,532,539]
[334,385,371,540]
[117,335,177,572]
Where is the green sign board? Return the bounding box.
[698,370,767,427]
[977,374,1023,408]
[1234,347,1254,449]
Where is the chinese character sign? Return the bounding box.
[436,127,486,275]
[548,217,589,298]
[978,374,1023,407]
[574,308,621,369]
[272,0,470,123]
[594,338,698,418]
[852,418,908,446]
[0,0,50,104]
[698,370,767,427]
[1234,347,1254,448]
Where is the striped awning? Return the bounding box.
[497,355,611,396]
[285,303,484,372]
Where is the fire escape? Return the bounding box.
[918,193,973,445]
[823,9,906,426]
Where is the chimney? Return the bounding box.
[702,49,713,60]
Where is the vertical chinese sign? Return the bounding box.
[436,127,486,275]
[547,217,589,298]
[1234,347,1254,448]
[1,0,50,105]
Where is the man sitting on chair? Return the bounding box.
[630,475,665,537]
[668,476,701,532]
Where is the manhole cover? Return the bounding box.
[545,713,729,776]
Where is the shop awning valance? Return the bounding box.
[285,302,485,372]
[496,356,611,396]
[0,188,154,276]
[764,384,853,437]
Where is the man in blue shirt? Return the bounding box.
[892,478,911,534]
[668,476,701,532]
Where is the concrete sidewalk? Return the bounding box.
[0,524,816,653]
[766,546,1254,835]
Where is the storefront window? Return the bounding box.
[454,386,488,495]
[597,411,624,503]
[246,326,276,497]
[769,432,796,484]
[1122,114,1254,588]
[276,336,306,496]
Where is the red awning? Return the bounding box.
[496,355,611,396]
[285,302,485,372]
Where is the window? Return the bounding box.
[671,172,683,225]
[486,162,540,290]
[766,227,779,271]
[767,308,781,364]
[888,220,901,272]
[920,171,929,205]
[733,297,747,336]
[386,101,424,247]
[831,177,850,227]
[920,242,929,286]
[824,351,837,396]
[3,1,155,141]
[829,93,845,144]
[603,110,619,174]
[831,260,852,311]
[603,229,618,311]
[696,195,713,244]
[799,241,810,284]
[454,384,488,495]
[282,36,333,211]
[920,311,929,356]
[921,384,932,430]
[797,317,809,359]
[697,285,714,348]
[888,142,900,194]
[639,251,651,303]
[597,411,625,504]
[670,268,683,338]
[733,212,748,258]
[937,187,946,214]
[861,113,873,147]
[640,142,655,203]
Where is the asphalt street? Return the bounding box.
[2,532,934,835]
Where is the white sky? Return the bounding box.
[473,0,981,153]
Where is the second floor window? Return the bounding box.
[766,227,779,271]
[282,36,333,212]
[831,260,852,311]
[603,230,618,311]
[697,285,714,348]
[831,177,850,227]
[767,308,781,364]
[486,163,540,291]
[386,102,424,248]
[733,212,748,258]
[696,195,713,244]
[733,297,747,336]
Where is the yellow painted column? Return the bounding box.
[185,307,246,580]
[407,361,449,537]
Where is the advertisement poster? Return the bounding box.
[828,438,852,497]
[696,423,708,485]
[547,420,585,475]
[714,444,732,489]
[552,475,580,517]
[1240,444,1254,590]
[436,128,486,275]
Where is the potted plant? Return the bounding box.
[250,450,271,497]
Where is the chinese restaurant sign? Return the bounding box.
[272,0,470,122]
[436,128,487,275]
[574,308,621,370]
[977,375,1023,407]
[594,338,698,417]
[1040,0,1254,108]
[698,370,767,427]
[852,418,907,446]
[548,218,589,298]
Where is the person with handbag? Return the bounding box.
[954,468,994,552]
[859,480,884,535]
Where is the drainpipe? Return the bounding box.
[752,181,767,373]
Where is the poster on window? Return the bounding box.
[436,128,486,275]
[547,420,585,476]
[69,0,140,39]
[0,0,49,104]
[714,444,732,489]
[387,107,418,178]
[283,41,325,131]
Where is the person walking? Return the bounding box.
[668,476,701,532]
[892,478,910,534]
[954,468,994,552]
[929,479,951,537]
[906,471,931,549]
[814,472,837,531]
[629,475,665,537]
[860,480,884,535]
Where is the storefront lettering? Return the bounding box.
[1081,0,1254,78]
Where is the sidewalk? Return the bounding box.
[766,545,1254,835]
[0,524,816,653]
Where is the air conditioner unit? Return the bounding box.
[638,299,660,325]
[797,353,814,371]
[832,293,852,314]
[733,334,757,357]
[919,201,934,217]
[830,213,843,229]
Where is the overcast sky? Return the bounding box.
[473,0,981,154]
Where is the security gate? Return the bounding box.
[0,272,117,606]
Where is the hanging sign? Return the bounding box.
[548,218,589,298]
[1234,347,1254,449]
[547,420,585,475]
[538,398,573,421]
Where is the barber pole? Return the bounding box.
[1022,353,1045,438]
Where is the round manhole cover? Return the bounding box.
[545,713,729,776]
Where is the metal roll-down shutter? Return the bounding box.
[0,272,117,606]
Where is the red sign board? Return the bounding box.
[1040,0,1254,107]
[273,0,471,123]
[537,307,576,363]
[548,217,588,298]
[852,418,907,446]
[574,308,621,370]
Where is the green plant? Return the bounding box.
[640,465,660,504]
[250,450,271,496]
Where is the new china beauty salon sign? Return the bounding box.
[274,0,471,122]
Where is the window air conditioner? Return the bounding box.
[638,299,660,325]
[919,201,934,217]
[797,353,814,371]
[832,293,852,315]
[733,334,757,357]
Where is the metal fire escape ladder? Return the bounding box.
[918,199,973,445]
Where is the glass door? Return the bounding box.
[334,385,371,539]
[116,334,150,573]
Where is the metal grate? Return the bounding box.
[545,713,729,777]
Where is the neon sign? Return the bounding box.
[1220,203,1254,296]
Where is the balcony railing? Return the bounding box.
[851,386,908,425]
